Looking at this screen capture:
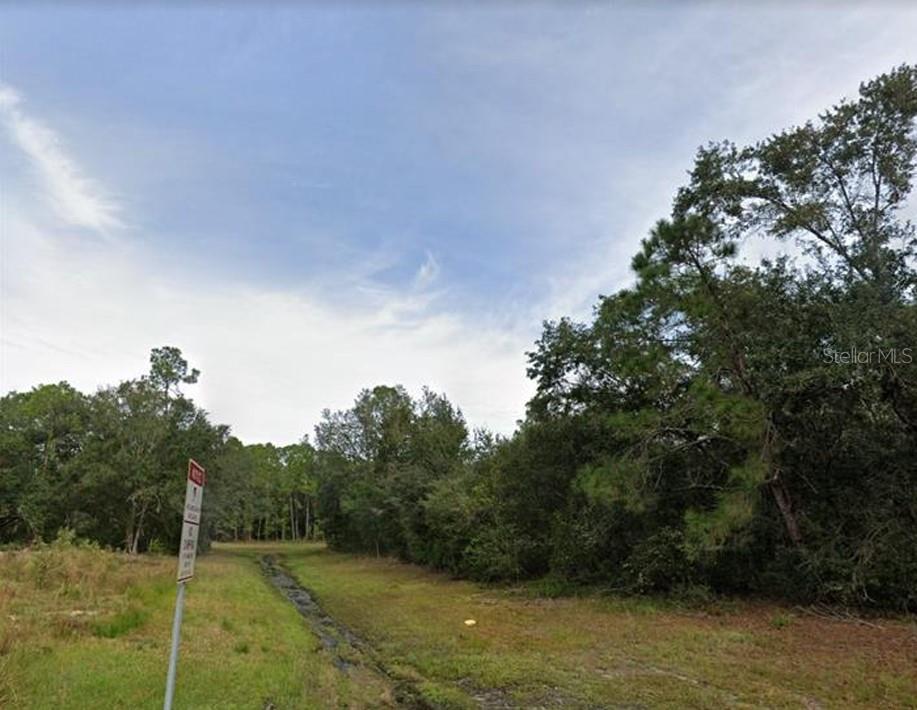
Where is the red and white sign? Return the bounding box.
[177,459,206,582]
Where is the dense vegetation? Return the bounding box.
[0,348,226,553]
[2,67,915,610]
[0,346,319,552]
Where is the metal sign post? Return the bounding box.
[163,581,186,710]
[164,459,206,710]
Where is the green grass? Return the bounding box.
[3,541,915,709]
[0,543,394,709]
[92,607,151,638]
[265,541,917,709]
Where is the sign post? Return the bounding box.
[164,459,206,710]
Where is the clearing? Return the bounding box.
[2,541,915,708]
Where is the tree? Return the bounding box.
[0,347,225,553]
[519,65,917,604]
[150,346,200,401]
[0,383,89,541]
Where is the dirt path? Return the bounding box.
[259,554,522,709]
[260,555,365,672]
[260,555,427,706]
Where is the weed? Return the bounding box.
[670,582,715,607]
[275,541,917,709]
[0,627,14,656]
[51,614,91,639]
[770,613,794,629]
[147,538,169,555]
[92,608,149,638]
[527,575,577,599]
[4,542,915,709]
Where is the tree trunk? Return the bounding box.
[762,416,802,545]
[289,495,297,541]
[125,501,136,552]
[304,498,311,541]
[130,502,148,554]
[691,250,803,545]
[769,478,802,545]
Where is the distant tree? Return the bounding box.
[0,347,224,553]
[150,346,200,400]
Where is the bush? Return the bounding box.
[621,528,692,593]
[0,529,162,604]
[549,499,635,583]
[463,525,540,582]
[527,574,578,599]
[670,582,715,607]
[147,538,168,555]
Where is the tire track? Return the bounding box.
[260,555,431,708]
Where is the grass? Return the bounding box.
[91,607,151,638]
[267,541,917,709]
[3,539,915,708]
[769,612,794,630]
[0,539,394,709]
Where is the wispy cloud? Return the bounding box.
[413,250,440,290]
[1,205,532,443]
[0,82,121,234]
[0,84,530,442]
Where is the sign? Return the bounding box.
[176,522,200,582]
[183,460,205,524]
[164,459,206,710]
[176,459,205,582]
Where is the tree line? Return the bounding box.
[0,346,320,553]
[2,66,915,609]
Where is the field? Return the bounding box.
[1,539,915,709]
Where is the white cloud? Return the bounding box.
[0,207,531,443]
[4,7,917,445]
[0,82,121,234]
[0,85,531,442]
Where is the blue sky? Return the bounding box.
[2,3,917,443]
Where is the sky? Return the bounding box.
[2,3,917,444]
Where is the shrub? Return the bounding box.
[463,525,539,582]
[621,528,692,593]
[147,538,168,555]
[92,607,149,638]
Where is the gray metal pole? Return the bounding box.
[163,581,186,710]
